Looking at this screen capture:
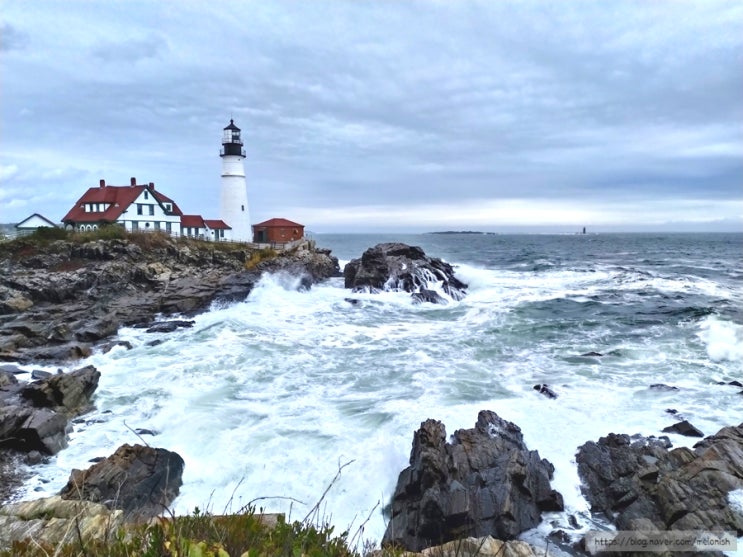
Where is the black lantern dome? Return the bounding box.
[220,119,245,157]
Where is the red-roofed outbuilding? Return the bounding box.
[252,218,304,244]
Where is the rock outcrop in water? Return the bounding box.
[0,235,339,363]
[576,423,743,540]
[382,410,563,552]
[344,243,467,303]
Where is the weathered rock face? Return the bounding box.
[344,243,467,303]
[0,365,100,455]
[0,236,339,363]
[576,423,743,536]
[0,495,124,549]
[383,410,563,552]
[60,443,185,522]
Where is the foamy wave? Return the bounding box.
[698,316,743,362]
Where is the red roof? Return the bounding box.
[181,215,206,228]
[253,218,304,228]
[203,219,231,229]
[62,183,183,224]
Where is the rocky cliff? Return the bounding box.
[0,233,339,363]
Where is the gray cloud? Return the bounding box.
[0,22,29,51]
[1,1,741,231]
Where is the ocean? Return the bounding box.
[15,232,743,552]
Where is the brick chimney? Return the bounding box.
[99,179,105,188]
[149,182,155,190]
[130,177,136,186]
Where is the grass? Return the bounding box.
[0,226,267,261]
[244,248,278,270]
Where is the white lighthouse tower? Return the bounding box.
[220,119,251,241]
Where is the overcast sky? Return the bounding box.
[2,1,742,233]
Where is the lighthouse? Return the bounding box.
[220,119,251,241]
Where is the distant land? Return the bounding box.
[428,231,497,235]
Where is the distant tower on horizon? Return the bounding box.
[220,119,251,241]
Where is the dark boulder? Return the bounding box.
[382,410,563,552]
[0,405,69,454]
[533,384,558,399]
[344,243,467,303]
[576,423,743,538]
[60,443,185,522]
[662,420,704,438]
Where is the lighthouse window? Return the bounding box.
[241,205,245,211]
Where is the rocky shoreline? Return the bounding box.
[1,236,742,553]
[0,234,339,364]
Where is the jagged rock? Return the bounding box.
[383,410,563,552]
[576,423,743,538]
[0,405,69,454]
[21,365,100,413]
[0,366,99,455]
[344,243,467,303]
[60,443,185,521]
[662,420,704,437]
[0,495,124,548]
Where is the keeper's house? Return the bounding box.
[252,218,304,244]
[61,178,233,241]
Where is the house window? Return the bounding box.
[220,229,224,238]
[241,205,245,211]
[145,223,150,228]
[144,191,149,200]
[132,221,139,230]
[137,204,143,215]
[154,221,161,230]
[148,205,155,216]
[166,222,172,233]
[164,203,171,212]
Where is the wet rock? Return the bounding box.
[100,340,133,354]
[411,288,447,304]
[1,366,100,456]
[576,423,743,539]
[533,384,558,399]
[662,420,704,438]
[31,369,52,380]
[580,351,603,357]
[60,443,185,522]
[383,410,562,552]
[344,243,467,302]
[2,406,69,454]
[145,320,195,333]
[649,383,679,391]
